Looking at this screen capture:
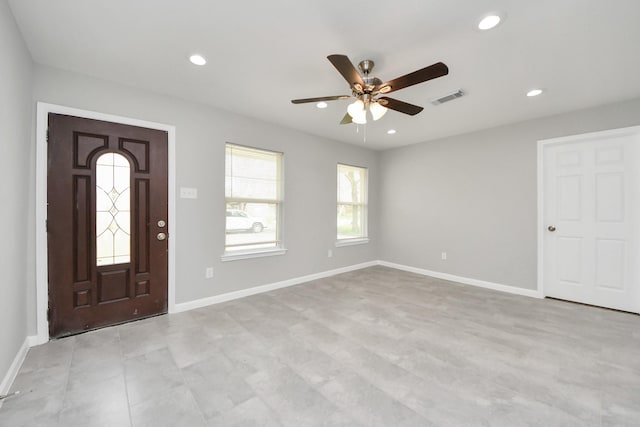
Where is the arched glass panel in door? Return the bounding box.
[96,152,131,266]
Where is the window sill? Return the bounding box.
[221,248,287,262]
[335,238,370,247]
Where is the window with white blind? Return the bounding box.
[337,163,368,244]
[224,144,284,257]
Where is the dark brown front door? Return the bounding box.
[47,114,168,338]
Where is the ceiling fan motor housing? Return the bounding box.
[358,59,375,75]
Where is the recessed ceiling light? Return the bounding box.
[526,89,544,97]
[478,14,502,30]
[316,102,328,109]
[387,129,397,135]
[189,54,207,66]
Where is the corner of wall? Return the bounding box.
[0,338,30,406]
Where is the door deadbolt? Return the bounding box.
[157,220,166,228]
[547,226,556,232]
[157,232,167,241]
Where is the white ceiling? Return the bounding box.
[8,0,640,150]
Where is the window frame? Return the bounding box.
[221,143,286,261]
[336,163,369,246]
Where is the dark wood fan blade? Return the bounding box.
[291,95,351,104]
[327,54,366,91]
[378,62,448,94]
[378,97,424,115]
[340,113,352,125]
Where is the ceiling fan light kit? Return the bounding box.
[369,101,388,120]
[291,54,449,126]
[347,99,367,124]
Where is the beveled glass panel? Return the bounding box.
[113,154,130,167]
[115,212,130,234]
[113,166,129,193]
[96,164,113,194]
[96,188,112,211]
[96,212,112,236]
[114,229,130,257]
[97,154,115,166]
[96,232,114,266]
[114,188,131,212]
[96,153,131,266]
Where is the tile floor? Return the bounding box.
[0,266,638,426]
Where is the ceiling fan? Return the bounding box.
[291,54,449,125]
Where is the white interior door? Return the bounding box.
[543,128,640,313]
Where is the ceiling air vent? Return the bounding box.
[431,90,464,105]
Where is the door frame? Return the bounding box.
[537,124,640,308]
[35,102,177,344]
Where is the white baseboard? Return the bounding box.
[173,259,541,315]
[0,337,31,408]
[172,261,378,313]
[27,334,46,347]
[377,260,543,299]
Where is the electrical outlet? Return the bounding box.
[441,252,447,260]
[205,267,214,278]
[327,249,333,258]
[180,187,198,199]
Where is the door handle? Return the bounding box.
[157,232,167,241]
[547,226,556,232]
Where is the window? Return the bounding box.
[225,143,283,254]
[337,163,368,242]
[96,152,131,265]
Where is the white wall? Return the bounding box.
[379,97,640,290]
[26,62,640,335]
[0,0,33,386]
[30,65,379,331]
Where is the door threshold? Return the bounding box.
[51,312,168,340]
[545,297,639,316]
